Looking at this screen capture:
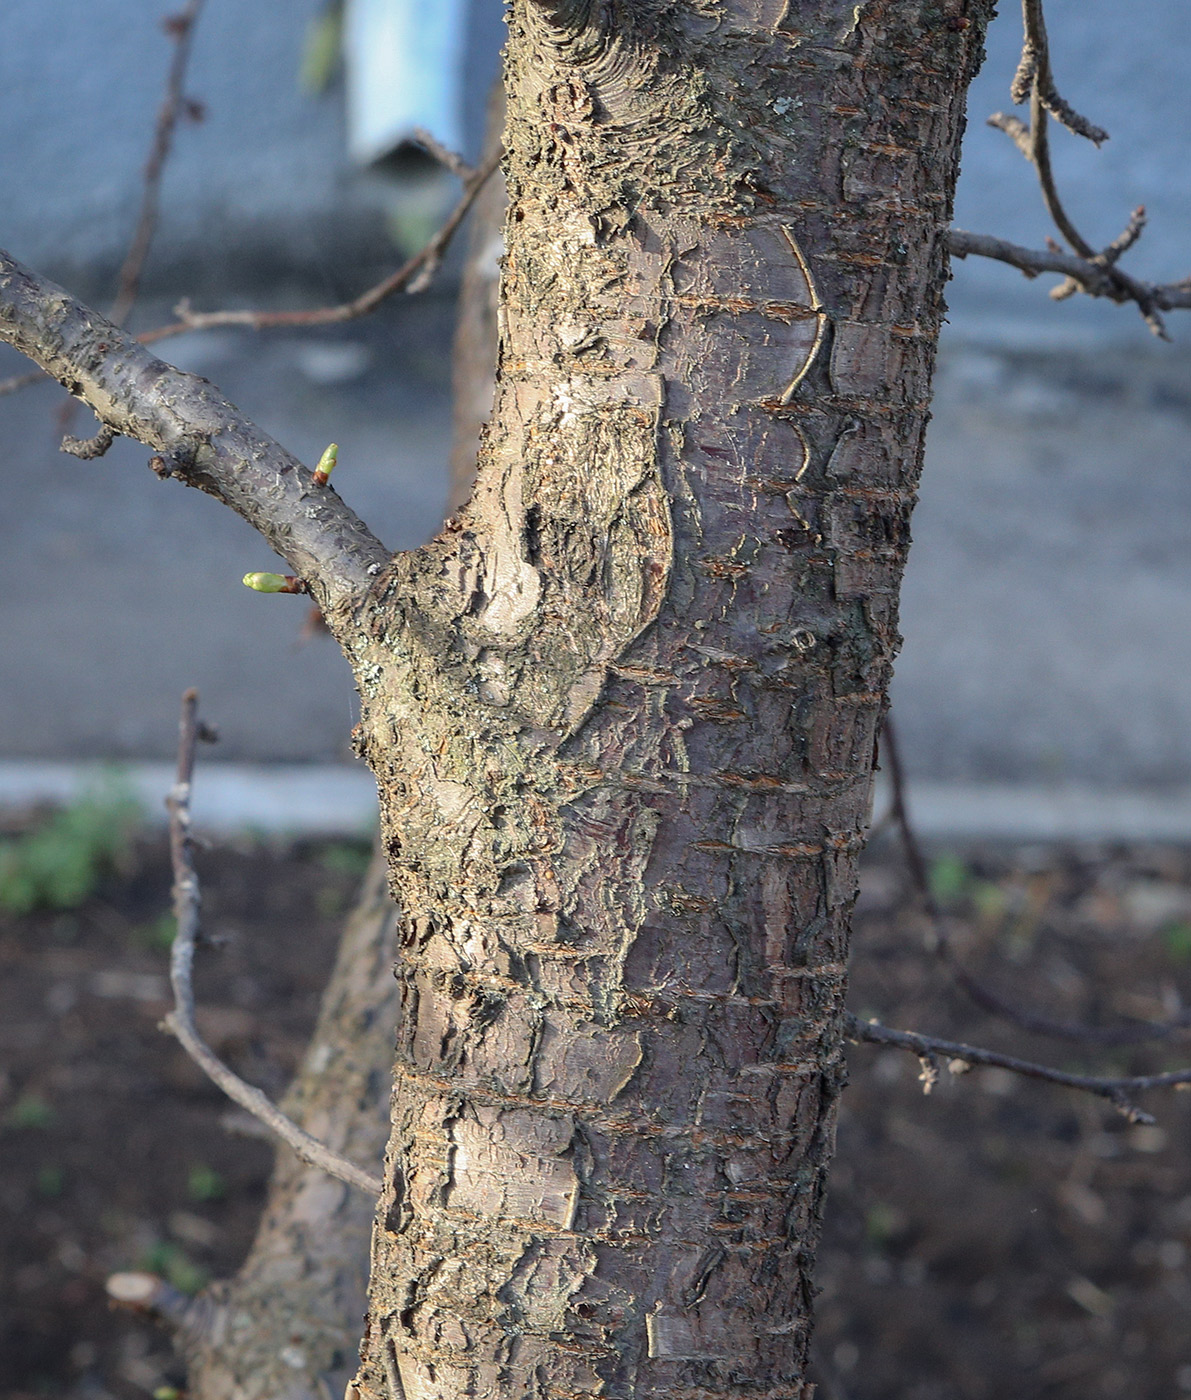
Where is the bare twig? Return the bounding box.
[946,229,1191,313]
[109,0,207,327]
[410,126,475,180]
[0,247,389,614]
[881,716,1191,1048]
[843,1012,1191,1125]
[0,367,46,397]
[977,0,1170,336]
[1014,0,1107,146]
[882,717,1191,1047]
[138,145,503,346]
[162,689,383,1197]
[7,3,207,407]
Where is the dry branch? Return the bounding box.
[162,689,383,1198]
[0,367,46,398]
[410,125,475,180]
[843,1012,1191,1126]
[109,0,207,327]
[971,0,1175,335]
[0,1,206,398]
[139,146,502,345]
[880,715,1191,1048]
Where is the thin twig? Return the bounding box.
[410,126,475,181]
[0,368,46,397]
[109,0,206,327]
[946,229,1191,312]
[162,689,383,1197]
[0,4,206,404]
[979,0,1169,336]
[880,715,1191,1048]
[138,146,503,346]
[843,1012,1191,1125]
[1016,0,1107,145]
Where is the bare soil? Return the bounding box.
[3,829,1191,1399]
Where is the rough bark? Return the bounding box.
[184,133,514,1397]
[343,4,992,1397]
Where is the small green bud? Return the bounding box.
[312,442,338,486]
[243,572,290,592]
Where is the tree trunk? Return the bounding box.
[340,4,991,1397]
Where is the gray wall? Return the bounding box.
[3,0,1187,332]
[1,0,503,297]
[2,1,1190,786]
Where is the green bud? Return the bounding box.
[312,442,338,485]
[243,572,289,592]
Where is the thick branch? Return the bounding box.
[163,690,383,1198]
[0,248,389,615]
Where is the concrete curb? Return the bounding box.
[4,761,1191,843]
[870,778,1191,845]
[0,761,379,837]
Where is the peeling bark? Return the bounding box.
[345,4,992,1397]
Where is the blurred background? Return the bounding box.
[1,0,1190,815]
[4,6,1191,1400]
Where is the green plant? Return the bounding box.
[971,880,1007,922]
[139,1240,209,1296]
[35,1164,64,1197]
[316,839,372,880]
[0,776,142,915]
[1164,923,1191,963]
[928,853,971,907]
[186,1162,227,1203]
[131,913,177,951]
[864,1200,906,1249]
[5,1093,56,1130]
